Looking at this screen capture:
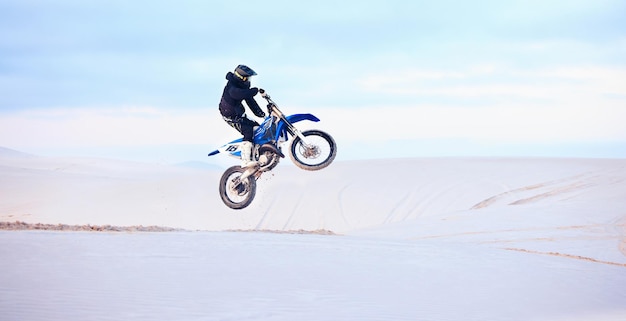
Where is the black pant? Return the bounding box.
[223,116,259,142]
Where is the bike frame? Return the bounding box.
[208,94,319,159]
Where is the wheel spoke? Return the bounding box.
[289,130,337,171]
[219,166,257,209]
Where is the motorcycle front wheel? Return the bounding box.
[219,166,257,209]
[290,129,337,171]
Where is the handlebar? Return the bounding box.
[258,89,284,118]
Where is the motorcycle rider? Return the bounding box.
[218,64,266,168]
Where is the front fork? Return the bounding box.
[263,91,313,148]
[273,108,312,147]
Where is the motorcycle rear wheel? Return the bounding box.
[218,166,257,210]
[290,129,337,171]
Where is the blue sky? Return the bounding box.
[1,0,625,164]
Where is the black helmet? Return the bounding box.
[234,64,257,81]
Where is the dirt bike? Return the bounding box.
[208,89,337,209]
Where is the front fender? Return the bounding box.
[275,114,320,140]
[285,113,320,124]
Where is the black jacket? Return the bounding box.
[219,72,264,118]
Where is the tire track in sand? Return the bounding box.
[504,247,626,268]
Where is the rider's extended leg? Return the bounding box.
[240,141,258,168]
[223,116,259,168]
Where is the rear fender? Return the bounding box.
[208,138,244,158]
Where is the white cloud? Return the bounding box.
[343,65,626,144]
[0,106,230,150]
[316,102,626,145]
[3,68,625,160]
[2,63,625,160]
[360,65,626,97]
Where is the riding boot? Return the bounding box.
[240,141,259,168]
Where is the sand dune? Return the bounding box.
[1,150,625,320]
